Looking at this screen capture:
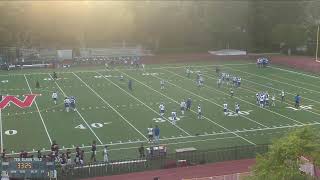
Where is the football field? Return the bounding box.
[1,61,320,161]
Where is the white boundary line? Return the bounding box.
[117,69,256,145]
[270,74,320,90]
[96,72,191,136]
[0,63,256,77]
[120,69,255,145]
[201,70,320,119]
[72,72,148,140]
[48,74,104,145]
[270,66,320,80]
[165,68,305,126]
[225,66,320,104]
[6,121,320,156]
[161,69,269,128]
[23,74,53,144]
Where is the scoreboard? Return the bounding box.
[1,158,56,179]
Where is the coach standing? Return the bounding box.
[154,125,160,144]
[295,94,301,108]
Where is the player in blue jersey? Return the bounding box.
[295,94,301,108]
[186,98,192,111]
[128,79,132,91]
[69,96,76,111]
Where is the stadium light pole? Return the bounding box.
[316,20,320,62]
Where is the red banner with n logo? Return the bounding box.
[0,94,40,109]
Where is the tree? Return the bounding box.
[248,128,320,180]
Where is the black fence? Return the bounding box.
[56,144,269,180]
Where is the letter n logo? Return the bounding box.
[0,94,40,109]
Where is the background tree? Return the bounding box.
[248,127,320,180]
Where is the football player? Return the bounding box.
[180,100,186,115]
[223,102,228,116]
[171,111,177,124]
[281,90,285,102]
[64,97,70,112]
[147,126,154,143]
[197,104,202,119]
[52,91,58,105]
[70,96,76,111]
[235,103,240,116]
[160,80,165,90]
[271,94,276,107]
[159,103,165,119]
[230,88,234,97]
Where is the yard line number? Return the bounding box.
[75,122,112,129]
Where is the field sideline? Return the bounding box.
[1,61,320,161]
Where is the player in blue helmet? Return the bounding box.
[69,96,76,111]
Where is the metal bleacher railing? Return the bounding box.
[56,144,269,180]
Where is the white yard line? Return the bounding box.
[0,63,256,77]
[96,72,191,136]
[7,121,320,156]
[118,70,257,145]
[270,66,320,80]
[225,66,320,104]
[72,72,148,140]
[48,74,104,145]
[270,74,320,90]
[23,74,53,144]
[0,109,3,153]
[162,69,269,128]
[197,70,309,125]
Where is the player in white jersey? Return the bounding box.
[120,74,124,81]
[226,74,230,85]
[223,103,228,115]
[160,80,165,90]
[281,90,285,102]
[147,126,154,143]
[180,100,186,115]
[64,97,70,112]
[171,111,177,125]
[197,105,202,119]
[198,76,204,87]
[237,77,241,87]
[235,103,240,115]
[271,94,276,107]
[141,64,145,71]
[265,93,269,107]
[52,91,58,105]
[159,103,165,119]
[259,94,265,108]
[217,78,222,88]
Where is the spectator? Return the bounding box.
[91,140,97,162]
[66,149,72,165]
[37,150,42,159]
[80,150,84,165]
[1,149,6,161]
[103,146,109,163]
[138,144,145,158]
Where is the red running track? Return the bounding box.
[82,159,255,180]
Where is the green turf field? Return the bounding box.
[1,61,320,161]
